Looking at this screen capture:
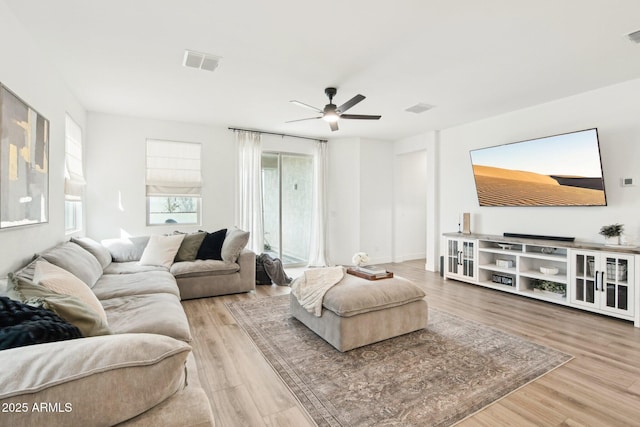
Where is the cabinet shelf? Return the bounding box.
[477,280,518,293]
[479,264,516,274]
[519,270,567,284]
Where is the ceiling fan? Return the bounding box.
[287,87,381,131]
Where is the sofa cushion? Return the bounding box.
[102,293,192,342]
[0,333,190,427]
[174,231,207,262]
[33,261,107,322]
[70,236,112,269]
[102,236,151,262]
[322,273,426,317]
[171,259,240,278]
[93,270,180,300]
[11,276,111,337]
[196,228,227,260]
[139,234,185,268]
[102,261,168,275]
[0,296,82,350]
[221,227,250,263]
[38,242,103,288]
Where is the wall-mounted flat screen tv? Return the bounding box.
[469,128,606,207]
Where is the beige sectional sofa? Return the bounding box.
[0,230,255,426]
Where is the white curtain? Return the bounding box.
[235,130,264,254]
[307,141,329,267]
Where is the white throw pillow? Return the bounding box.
[139,234,185,268]
[33,261,107,322]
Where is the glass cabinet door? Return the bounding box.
[601,255,634,316]
[572,252,597,308]
[447,240,460,275]
[461,240,475,278]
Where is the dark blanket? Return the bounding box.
[0,296,82,351]
[258,253,292,286]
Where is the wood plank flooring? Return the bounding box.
[181,260,640,427]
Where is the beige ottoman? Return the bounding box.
[290,273,428,352]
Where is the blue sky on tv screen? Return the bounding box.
[470,129,603,177]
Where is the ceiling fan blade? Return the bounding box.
[339,114,381,120]
[329,121,339,132]
[290,100,323,114]
[286,117,322,123]
[336,94,365,113]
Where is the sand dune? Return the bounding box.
[473,165,560,185]
[472,165,606,206]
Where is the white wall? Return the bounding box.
[393,150,427,262]
[327,137,361,264]
[327,137,395,265]
[0,2,86,276]
[85,113,235,240]
[360,138,394,264]
[438,78,640,248]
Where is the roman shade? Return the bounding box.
[146,139,202,196]
[64,115,85,199]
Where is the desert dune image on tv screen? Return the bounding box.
[470,129,606,207]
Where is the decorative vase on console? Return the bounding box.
[599,223,623,246]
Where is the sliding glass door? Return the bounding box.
[261,152,313,266]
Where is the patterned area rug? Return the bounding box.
[226,295,572,427]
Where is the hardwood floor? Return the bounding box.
[181,260,640,427]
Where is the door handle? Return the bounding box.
[457,251,463,265]
[594,270,599,291]
[601,271,605,292]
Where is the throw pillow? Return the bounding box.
[174,231,207,262]
[196,228,227,260]
[38,241,104,288]
[11,276,111,337]
[101,236,151,262]
[0,296,82,350]
[33,261,108,322]
[139,234,185,268]
[221,227,250,263]
[71,236,113,269]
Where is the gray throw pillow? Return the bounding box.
[38,242,103,288]
[71,237,112,269]
[173,231,206,262]
[221,227,250,263]
[101,236,151,262]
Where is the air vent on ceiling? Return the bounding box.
[183,50,221,72]
[628,29,640,44]
[405,103,435,114]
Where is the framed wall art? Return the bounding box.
[0,83,49,229]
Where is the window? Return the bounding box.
[146,139,201,225]
[64,115,85,233]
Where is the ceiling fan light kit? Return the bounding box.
[288,87,381,131]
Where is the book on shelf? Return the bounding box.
[356,265,387,276]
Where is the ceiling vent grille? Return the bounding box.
[183,50,221,72]
[405,103,435,114]
[628,29,640,44]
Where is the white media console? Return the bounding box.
[443,232,640,327]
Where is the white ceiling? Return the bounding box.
[5,0,640,141]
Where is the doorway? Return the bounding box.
[261,152,313,266]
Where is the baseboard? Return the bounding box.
[392,252,426,263]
